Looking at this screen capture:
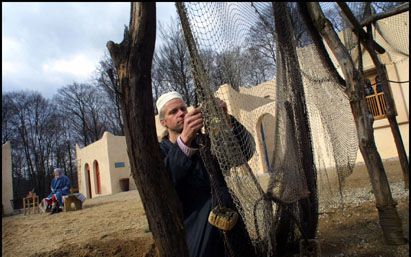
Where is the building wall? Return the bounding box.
[76,133,112,198]
[2,142,14,215]
[106,132,137,193]
[76,132,137,198]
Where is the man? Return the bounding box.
[43,168,71,214]
[157,91,256,257]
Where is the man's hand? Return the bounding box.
[180,107,203,146]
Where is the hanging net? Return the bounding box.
[170,2,407,256]
[174,2,358,256]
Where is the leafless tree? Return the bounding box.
[151,53,168,113]
[55,82,107,147]
[372,2,406,13]
[247,4,277,65]
[3,91,65,198]
[242,48,275,86]
[2,94,17,144]
[154,20,195,106]
[94,52,124,135]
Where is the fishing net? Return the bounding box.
[374,12,410,62]
[171,2,406,256]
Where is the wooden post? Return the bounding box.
[107,3,189,257]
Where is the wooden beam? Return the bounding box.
[361,2,409,27]
[337,2,386,54]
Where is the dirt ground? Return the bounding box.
[2,158,409,257]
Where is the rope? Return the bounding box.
[369,80,409,86]
[387,80,409,84]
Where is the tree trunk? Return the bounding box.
[305,2,407,245]
[67,141,73,184]
[106,3,189,257]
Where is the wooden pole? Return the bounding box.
[360,2,409,27]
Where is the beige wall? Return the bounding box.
[76,134,110,198]
[355,122,409,163]
[77,132,112,198]
[106,132,137,193]
[2,142,14,215]
[76,132,137,199]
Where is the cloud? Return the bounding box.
[42,53,98,80]
[2,36,27,75]
[2,2,177,99]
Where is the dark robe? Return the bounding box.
[159,116,256,257]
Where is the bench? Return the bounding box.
[62,194,83,212]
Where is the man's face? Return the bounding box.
[160,98,187,133]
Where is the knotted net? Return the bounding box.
[174,2,360,256]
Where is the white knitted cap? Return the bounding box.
[156,91,184,114]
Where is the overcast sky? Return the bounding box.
[2,2,177,99]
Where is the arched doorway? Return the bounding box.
[85,163,92,199]
[93,160,101,195]
[256,113,276,172]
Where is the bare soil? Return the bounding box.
[2,158,408,257]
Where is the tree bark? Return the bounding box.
[305,2,407,245]
[107,3,189,257]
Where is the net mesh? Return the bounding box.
[373,11,409,64]
[172,2,407,256]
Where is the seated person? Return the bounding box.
[43,168,71,214]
